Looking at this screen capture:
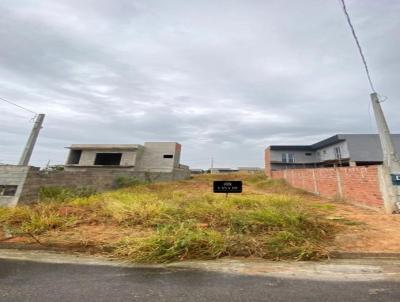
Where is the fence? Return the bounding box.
[271,165,385,210]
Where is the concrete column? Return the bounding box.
[335,168,343,199]
[371,93,400,213]
[312,169,318,194]
[19,114,45,166]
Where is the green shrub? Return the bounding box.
[114,176,142,188]
[39,186,96,202]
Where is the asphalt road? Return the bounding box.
[1,259,400,302]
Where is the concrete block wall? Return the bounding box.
[0,166,30,207]
[17,166,190,205]
[19,168,124,204]
[271,166,385,210]
[0,165,190,206]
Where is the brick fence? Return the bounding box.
[271,166,385,209]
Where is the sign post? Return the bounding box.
[213,181,242,198]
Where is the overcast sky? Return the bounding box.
[1,0,399,169]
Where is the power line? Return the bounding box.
[339,0,376,93]
[0,96,37,115]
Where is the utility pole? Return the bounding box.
[18,113,45,166]
[370,93,400,212]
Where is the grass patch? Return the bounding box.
[245,174,303,194]
[0,173,338,262]
[310,204,336,211]
[39,186,96,203]
[114,176,143,188]
[0,204,77,237]
[114,223,226,263]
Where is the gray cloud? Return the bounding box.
[1,0,399,168]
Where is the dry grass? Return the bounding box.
[0,173,338,262]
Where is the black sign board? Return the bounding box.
[213,181,242,193]
[391,174,400,186]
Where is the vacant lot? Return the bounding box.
[1,173,399,262]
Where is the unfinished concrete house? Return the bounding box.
[0,142,190,207]
[65,142,183,172]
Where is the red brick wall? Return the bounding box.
[264,148,271,176]
[271,166,384,209]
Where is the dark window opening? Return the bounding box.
[163,154,173,159]
[282,153,295,163]
[0,185,18,196]
[305,152,312,156]
[334,146,342,159]
[94,153,122,165]
[67,150,82,164]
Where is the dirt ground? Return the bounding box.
[329,202,400,253]
[244,180,400,254]
[1,177,400,255]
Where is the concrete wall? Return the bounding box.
[136,142,181,172]
[0,165,190,206]
[75,149,138,166]
[271,166,386,210]
[0,166,30,207]
[65,142,183,173]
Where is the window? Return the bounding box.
[334,147,342,159]
[305,152,312,156]
[0,185,18,196]
[94,153,122,165]
[163,154,173,159]
[67,150,82,164]
[282,153,295,163]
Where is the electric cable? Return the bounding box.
[0,96,38,115]
[339,0,376,93]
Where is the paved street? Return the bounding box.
[1,253,400,302]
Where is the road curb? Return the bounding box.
[2,243,400,260]
[330,251,400,259]
[0,242,90,252]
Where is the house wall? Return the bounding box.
[265,148,317,175]
[75,149,138,166]
[136,142,181,172]
[265,141,351,175]
[271,166,385,209]
[269,149,317,163]
[316,141,350,162]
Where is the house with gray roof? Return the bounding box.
[265,134,400,174]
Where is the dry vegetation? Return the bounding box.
[0,173,340,263]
